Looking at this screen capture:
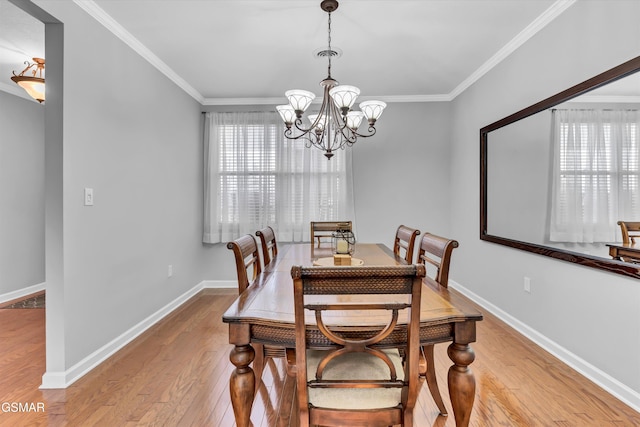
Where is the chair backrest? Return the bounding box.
[255,226,278,266]
[310,221,352,247]
[292,264,425,427]
[417,232,459,288]
[393,225,421,263]
[618,221,640,244]
[227,234,262,294]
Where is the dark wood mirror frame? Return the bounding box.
[480,55,640,279]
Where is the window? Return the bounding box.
[550,109,640,242]
[203,111,354,243]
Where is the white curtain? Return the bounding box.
[550,109,640,242]
[203,111,355,244]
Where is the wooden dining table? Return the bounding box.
[607,241,640,261]
[222,243,483,426]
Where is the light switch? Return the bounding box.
[84,188,94,206]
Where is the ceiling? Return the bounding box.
[1,0,573,105]
[0,0,44,100]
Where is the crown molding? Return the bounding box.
[567,95,640,104]
[449,0,576,100]
[202,97,289,106]
[63,0,575,106]
[72,0,205,104]
[202,93,452,106]
[373,94,453,103]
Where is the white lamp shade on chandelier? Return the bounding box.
[346,111,364,130]
[308,113,328,132]
[359,100,387,124]
[329,85,360,112]
[285,89,316,115]
[276,105,297,126]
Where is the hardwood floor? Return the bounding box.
[1,288,639,426]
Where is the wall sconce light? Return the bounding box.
[11,57,45,103]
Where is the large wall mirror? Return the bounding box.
[481,55,640,279]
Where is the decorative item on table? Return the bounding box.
[333,254,352,265]
[332,229,355,255]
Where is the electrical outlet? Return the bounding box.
[524,276,531,293]
[168,265,173,278]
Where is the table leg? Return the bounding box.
[447,342,476,427]
[229,344,256,427]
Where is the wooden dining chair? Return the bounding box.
[292,264,425,427]
[256,226,278,266]
[227,234,286,386]
[393,225,421,263]
[310,221,352,247]
[417,232,459,288]
[618,221,640,244]
[416,232,459,416]
[226,234,262,294]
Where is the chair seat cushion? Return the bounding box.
[306,348,404,410]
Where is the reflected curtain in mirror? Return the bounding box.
[550,109,640,243]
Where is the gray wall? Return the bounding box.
[450,0,640,396]
[352,102,453,244]
[33,0,219,375]
[0,90,45,297]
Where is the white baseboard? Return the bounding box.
[0,282,46,304]
[41,280,212,389]
[449,280,640,412]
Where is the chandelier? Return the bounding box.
[11,58,45,103]
[276,0,386,159]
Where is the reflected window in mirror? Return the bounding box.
[550,108,640,244]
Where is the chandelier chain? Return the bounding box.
[327,11,332,78]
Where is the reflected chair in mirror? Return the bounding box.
[310,221,352,248]
[393,225,421,263]
[416,232,460,415]
[256,226,278,266]
[618,221,640,244]
[616,221,640,263]
[227,234,287,386]
[292,264,425,427]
